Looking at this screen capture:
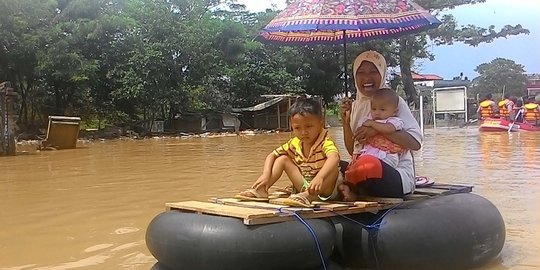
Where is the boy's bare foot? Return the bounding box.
[338,184,357,202]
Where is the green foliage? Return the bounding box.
[0,0,531,132]
[470,58,528,98]
[394,0,529,106]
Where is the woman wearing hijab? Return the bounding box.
[339,51,422,199]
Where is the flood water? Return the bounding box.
[1,127,539,270]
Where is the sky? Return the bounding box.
[236,0,540,80]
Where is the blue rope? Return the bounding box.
[370,202,404,229]
[330,202,404,270]
[331,211,382,231]
[278,208,327,270]
[330,202,404,232]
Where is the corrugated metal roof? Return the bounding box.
[232,97,284,112]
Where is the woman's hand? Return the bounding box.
[362,119,375,127]
[353,126,377,144]
[340,98,353,124]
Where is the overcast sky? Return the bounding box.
[235,0,540,79]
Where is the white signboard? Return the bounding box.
[434,87,467,112]
[432,86,469,128]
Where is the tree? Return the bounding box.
[0,0,533,134]
[0,0,59,126]
[395,0,529,106]
[470,58,527,98]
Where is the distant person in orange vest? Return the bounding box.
[498,94,515,121]
[477,93,498,120]
[523,97,540,125]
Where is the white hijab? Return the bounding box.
[350,50,388,132]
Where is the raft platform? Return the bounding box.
[166,184,473,225]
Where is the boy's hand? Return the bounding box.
[308,176,324,195]
[251,175,270,191]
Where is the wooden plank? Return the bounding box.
[269,198,379,208]
[211,198,287,209]
[312,201,350,211]
[269,197,307,206]
[244,205,388,225]
[414,188,447,195]
[268,191,289,199]
[209,198,314,213]
[404,193,430,201]
[50,121,80,126]
[268,198,351,211]
[49,116,82,121]
[430,184,474,190]
[355,196,404,204]
[163,182,470,225]
[166,198,392,226]
[166,201,278,220]
[415,185,472,196]
[353,201,379,207]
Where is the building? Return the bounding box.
[526,74,540,96]
[411,72,444,87]
[232,95,324,131]
[232,96,296,130]
[172,111,241,133]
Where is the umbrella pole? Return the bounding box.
[342,30,349,97]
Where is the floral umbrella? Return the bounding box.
[258,0,441,92]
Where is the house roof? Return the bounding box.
[232,97,284,112]
[411,72,443,81]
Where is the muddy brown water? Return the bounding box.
[1,128,539,270]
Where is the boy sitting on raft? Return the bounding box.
[235,97,342,207]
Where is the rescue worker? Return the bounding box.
[477,93,498,120]
[523,97,540,125]
[498,94,515,121]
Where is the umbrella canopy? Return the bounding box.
[259,0,441,45]
[257,0,442,93]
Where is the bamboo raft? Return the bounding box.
[166,184,473,225]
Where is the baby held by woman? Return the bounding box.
[345,88,406,184]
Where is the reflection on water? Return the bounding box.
[0,128,539,269]
[415,128,540,270]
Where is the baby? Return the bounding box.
[345,88,406,184]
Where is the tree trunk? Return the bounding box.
[400,60,417,106]
[15,72,28,124]
[55,89,62,115]
[398,39,418,108]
